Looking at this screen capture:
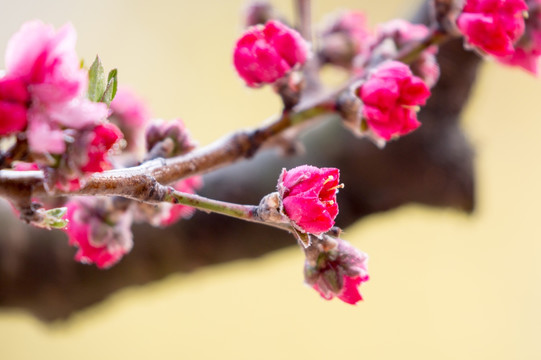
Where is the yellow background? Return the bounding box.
[1,0,540,359]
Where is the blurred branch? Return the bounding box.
[0,2,481,321]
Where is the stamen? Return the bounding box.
[327,183,344,191]
[401,104,420,112]
[322,175,335,185]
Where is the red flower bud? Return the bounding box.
[358,61,430,141]
[233,20,309,87]
[278,165,340,235]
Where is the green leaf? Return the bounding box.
[101,69,118,105]
[88,55,106,102]
[45,207,68,229]
[47,207,67,218]
[49,219,69,229]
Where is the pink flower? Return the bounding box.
[233,20,309,87]
[498,0,541,73]
[278,165,340,235]
[0,76,30,135]
[304,236,369,304]
[358,61,430,141]
[5,20,87,104]
[64,199,133,269]
[457,0,528,57]
[81,123,123,173]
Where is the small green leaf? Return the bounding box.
[101,69,118,105]
[88,55,106,102]
[47,207,67,218]
[29,207,69,230]
[49,219,69,229]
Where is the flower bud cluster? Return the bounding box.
[64,198,133,269]
[304,235,369,304]
[145,118,197,159]
[133,118,202,227]
[0,21,122,190]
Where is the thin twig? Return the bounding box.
[296,0,312,42]
[295,0,321,94]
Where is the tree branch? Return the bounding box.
[0,1,482,321]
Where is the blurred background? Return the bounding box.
[0,0,540,359]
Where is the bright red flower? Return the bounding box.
[457,0,528,57]
[233,20,309,87]
[278,165,340,235]
[498,0,541,73]
[358,61,430,141]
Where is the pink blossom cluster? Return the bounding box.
[357,61,431,141]
[134,118,202,227]
[304,236,369,305]
[278,165,340,235]
[233,20,309,87]
[0,21,121,190]
[62,116,203,267]
[64,198,133,269]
